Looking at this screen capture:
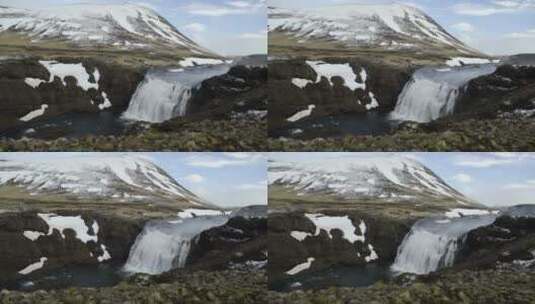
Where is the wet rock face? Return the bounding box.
[186,65,268,116]
[0,211,143,283]
[456,65,535,117]
[457,215,535,270]
[268,211,412,281]
[268,58,411,131]
[0,58,144,132]
[188,216,268,270]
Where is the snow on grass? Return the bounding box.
[179,57,226,67]
[177,208,224,218]
[24,78,45,88]
[39,61,99,91]
[445,208,499,218]
[285,257,315,275]
[290,231,312,241]
[19,104,48,122]
[97,244,112,262]
[98,92,112,110]
[305,213,366,243]
[445,57,492,67]
[287,105,315,122]
[291,78,313,89]
[306,61,366,91]
[38,213,98,243]
[18,257,47,275]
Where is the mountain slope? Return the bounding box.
[0,155,209,207]
[269,156,475,206]
[0,3,212,56]
[269,4,480,56]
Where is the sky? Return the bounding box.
[269,152,535,207]
[0,0,267,56]
[0,152,267,208]
[148,152,267,207]
[268,0,535,55]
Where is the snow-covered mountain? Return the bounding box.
[0,155,208,206]
[269,156,473,205]
[0,3,211,55]
[269,4,479,55]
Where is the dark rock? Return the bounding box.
[0,211,143,283]
[187,216,267,270]
[0,57,144,132]
[268,58,412,132]
[268,210,413,282]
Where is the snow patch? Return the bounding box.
[24,78,45,88]
[177,209,224,218]
[20,104,48,122]
[306,61,366,92]
[446,57,493,67]
[305,213,365,243]
[291,78,313,89]
[445,208,499,218]
[18,257,47,275]
[98,92,112,110]
[286,257,314,275]
[179,57,226,67]
[39,61,99,91]
[290,231,312,241]
[287,105,315,122]
[23,230,45,241]
[97,244,112,262]
[38,213,98,243]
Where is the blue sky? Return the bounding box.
[268,0,535,55]
[0,152,267,208]
[269,153,535,207]
[0,0,267,56]
[148,152,267,207]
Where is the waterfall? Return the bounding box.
[123,215,229,275]
[390,64,497,123]
[122,64,231,123]
[391,215,496,275]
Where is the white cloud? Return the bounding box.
[503,180,535,189]
[453,1,535,16]
[452,22,475,32]
[187,154,264,168]
[236,180,267,190]
[452,173,473,183]
[504,29,535,38]
[182,22,206,33]
[238,32,267,39]
[456,158,515,168]
[184,1,264,17]
[184,174,204,183]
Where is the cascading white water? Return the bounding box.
[391,215,496,275]
[390,64,497,123]
[122,64,231,123]
[123,215,229,275]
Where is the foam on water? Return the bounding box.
[391,64,497,123]
[391,214,496,274]
[123,215,228,275]
[122,64,231,123]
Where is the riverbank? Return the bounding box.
[0,269,267,304]
[266,266,535,304]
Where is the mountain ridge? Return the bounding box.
[268,3,483,57]
[269,156,478,207]
[0,155,212,208]
[0,3,215,57]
